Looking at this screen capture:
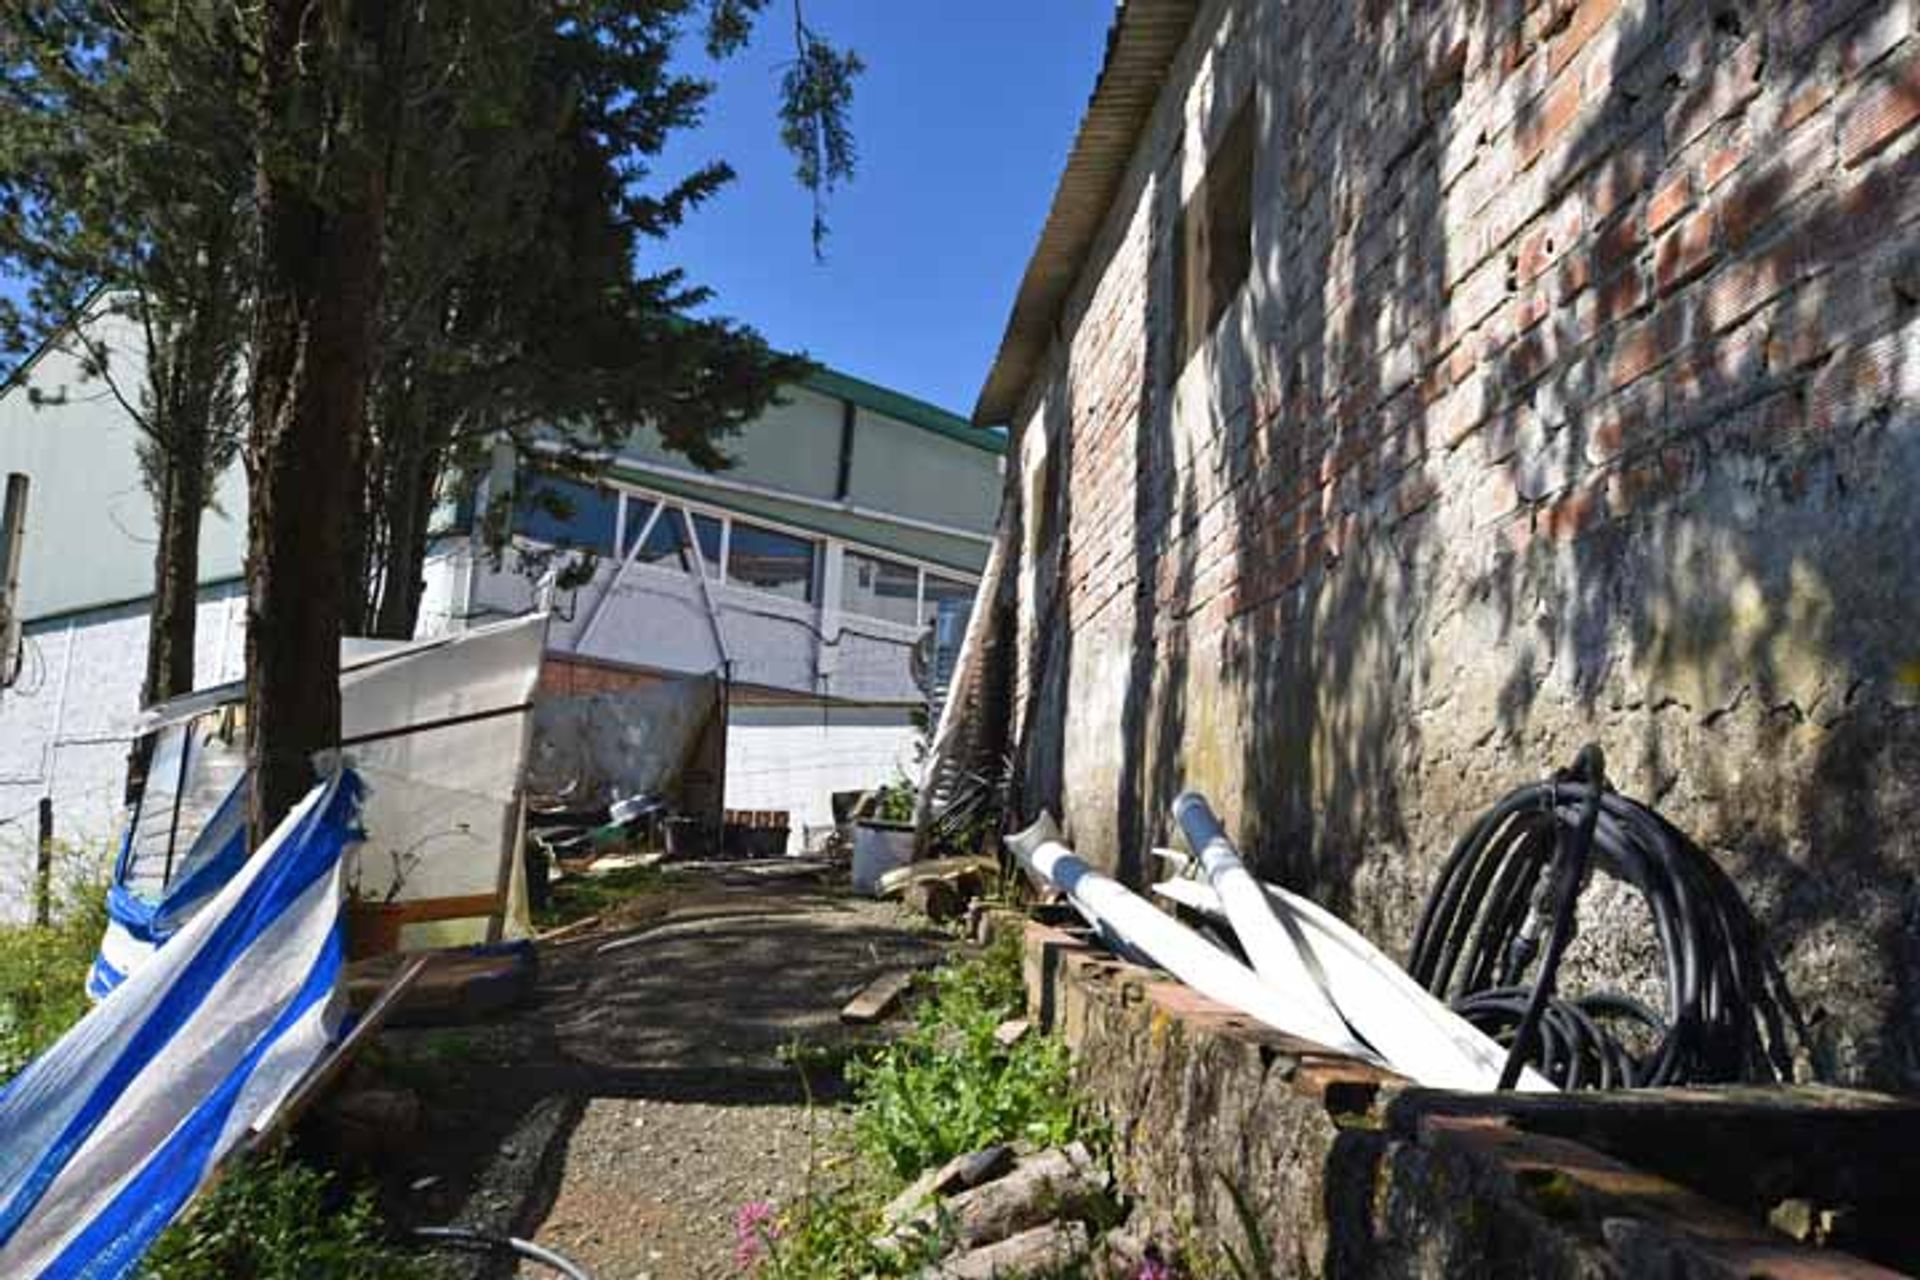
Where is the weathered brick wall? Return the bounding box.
[1008,0,1920,1087]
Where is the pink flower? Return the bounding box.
[734,1200,779,1271]
[1136,1254,1178,1280]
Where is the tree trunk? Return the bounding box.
[142,457,207,706]
[245,0,396,844]
[372,430,439,640]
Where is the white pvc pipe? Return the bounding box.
[1151,875,1555,1093]
[1172,793,1352,1047]
[1006,814,1372,1059]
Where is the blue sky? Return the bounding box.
[652,3,1113,416]
[3,5,1113,416]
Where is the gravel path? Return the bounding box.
[378,862,949,1279]
[533,1097,848,1279]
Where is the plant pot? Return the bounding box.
[851,821,917,896]
[346,900,408,960]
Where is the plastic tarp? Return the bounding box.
[337,614,546,950]
[0,772,360,1279]
[525,674,718,804]
[94,614,548,993]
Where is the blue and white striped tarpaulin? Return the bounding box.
[0,772,362,1279]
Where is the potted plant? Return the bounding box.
[851,778,919,896]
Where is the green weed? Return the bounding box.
[141,1156,434,1280]
[0,865,108,1082]
[847,933,1077,1181]
[534,861,663,928]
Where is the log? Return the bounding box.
[883,1144,1016,1228]
[887,1142,1105,1253]
[920,1220,1090,1279]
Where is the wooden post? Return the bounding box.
[34,795,53,926]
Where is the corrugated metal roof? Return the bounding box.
[971,0,1200,426]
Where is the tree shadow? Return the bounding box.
[1011,0,1920,1085]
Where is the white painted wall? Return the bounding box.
[0,584,248,921]
[0,306,247,622]
[724,702,922,852]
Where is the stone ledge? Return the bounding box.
[1020,918,1916,1277]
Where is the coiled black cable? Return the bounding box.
[1408,746,1800,1090]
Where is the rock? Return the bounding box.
[993,1018,1032,1047]
[904,877,964,922]
[918,1219,1091,1279]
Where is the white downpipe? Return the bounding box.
[1006,814,1373,1059]
[1172,792,1351,1045]
[1150,873,1556,1093]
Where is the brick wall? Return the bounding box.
[1005,0,1920,1087]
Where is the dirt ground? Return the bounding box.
[368,861,951,1279]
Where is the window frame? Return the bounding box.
[540,474,983,621]
[1174,95,1256,367]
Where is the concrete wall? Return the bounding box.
[1019,917,1920,1277]
[617,380,1003,540]
[1000,0,1920,1088]
[725,700,921,850]
[0,307,247,622]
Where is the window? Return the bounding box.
[513,474,617,555]
[1175,97,1255,364]
[691,512,724,578]
[727,520,815,602]
[621,498,693,572]
[922,573,975,631]
[842,551,921,626]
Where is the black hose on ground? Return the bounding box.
[409,1226,596,1280]
[1407,745,1800,1090]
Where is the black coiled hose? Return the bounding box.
[1407,746,1800,1090]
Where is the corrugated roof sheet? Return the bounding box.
[971,0,1200,426]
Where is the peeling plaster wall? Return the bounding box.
[1004,0,1920,1087]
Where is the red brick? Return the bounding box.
[1549,0,1620,76]
[1647,171,1694,234]
[1519,74,1583,170]
[1588,147,1653,221]
[1668,38,1764,153]
[1593,214,1644,278]
[1605,445,1692,516]
[1780,80,1836,136]
[1717,162,1793,250]
[1555,254,1592,302]
[1541,482,1607,542]
[1609,311,1678,389]
[1842,54,1920,166]
[1654,209,1719,294]
[1703,236,1804,333]
[1703,138,1745,192]
[1596,266,1648,326]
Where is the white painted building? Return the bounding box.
[446,366,1005,848]
[0,304,1002,912]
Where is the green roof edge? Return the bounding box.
[801,367,1007,455]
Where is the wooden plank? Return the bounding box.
[533,914,601,944]
[388,893,501,926]
[841,970,917,1025]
